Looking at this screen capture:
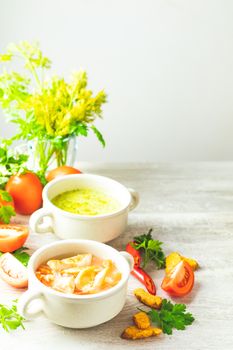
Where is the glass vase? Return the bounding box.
[15,136,78,174]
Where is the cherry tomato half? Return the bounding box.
[0,224,29,252]
[46,166,82,182]
[0,252,28,288]
[161,260,194,297]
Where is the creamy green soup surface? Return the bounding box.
[52,188,120,216]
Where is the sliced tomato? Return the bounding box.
[0,225,29,252]
[161,260,194,297]
[0,252,28,288]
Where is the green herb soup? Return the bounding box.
[52,188,120,216]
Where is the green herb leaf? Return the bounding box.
[36,171,47,186]
[0,300,25,332]
[0,247,30,266]
[91,125,106,147]
[0,205,16,224]
[145,299,195,335]
[0,143,29,188]
[133,229,166,269]
[0,190,13,202]
[71,123,88,137]
[13,247,30,267]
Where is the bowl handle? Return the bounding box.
[29,208,54,234]
[128,188,139,211]
[120,251,134,271]
[18,290,45,320]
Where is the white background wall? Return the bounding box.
[0,0,233,162]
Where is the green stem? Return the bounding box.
[34,137,71,175]
[37,141,47,174]
[17,48,41,89]
[143,249,150,269]
[44,143,55,165]
[62,141,69,164]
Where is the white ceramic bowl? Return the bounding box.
[29,174,139,242]
[18,239,134,328]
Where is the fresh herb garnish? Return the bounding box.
[0,143,28,189]
[0,299,25,332]
[0,190,12,202]
[0,247,30,266]
[133,229,166,269]
[140,299,195,335]
[0,190,16,223]
[12,247,30,267]
[0,205,15,224]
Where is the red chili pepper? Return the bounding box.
[126,241,156,295]
[126,242,141,268]
[131,266,156,295]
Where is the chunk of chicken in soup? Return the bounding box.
[36,254,122,295]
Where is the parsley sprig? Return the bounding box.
[12,247,30,267]
[0,247,30,267]
[140,299,195,335]
[0,300,25,332]
[133,229,166,269]
[0,143,28,189]
[0,189,16,223]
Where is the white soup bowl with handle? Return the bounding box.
[18,239,134,328]
[29,174,139,242]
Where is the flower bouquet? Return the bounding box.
[0,41,107,179]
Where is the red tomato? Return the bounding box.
[0,191,15,224]
[46,166,82,182]
[0,252,28,288]
[0,224,29,252]
[6,172,43,215]
[161,260,194,297]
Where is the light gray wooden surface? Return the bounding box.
[1,163,233,350]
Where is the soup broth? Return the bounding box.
[51,188,120,216]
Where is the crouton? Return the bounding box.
[134,288,162,309]
[121,326,162,340]
[133,312,151,329]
